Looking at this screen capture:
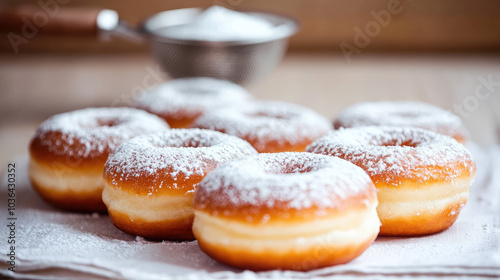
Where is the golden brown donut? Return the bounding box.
[307,126,476,236]
[192,101,332,153]
[132,77,252,128]
[29,108,169,213]
[334,101,469,143]
[193,152,380,271]
[102,129,257,241]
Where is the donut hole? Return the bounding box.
[176,140,213,148]
[282,165,315,174]
[263,160,316,175]
[369,130,423,147]
[149,135,216,149]
[153,142,212,149]
[394,111,422,119]
[380,139,418,147]
[246,111,293,120]
[79,118,123,130]
[179,86,218,95]
[247,112,286,120]
[97,119,122,128]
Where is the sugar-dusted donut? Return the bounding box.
[132,77,252,128]
[307,126,476,236]
[334,101,468,143]
[102,129,257,240]
[193,152,380,271]
[29,107,169,212]
[192,101,332,153]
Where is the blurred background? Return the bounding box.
[1,0,500,167]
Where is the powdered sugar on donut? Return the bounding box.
[334,101,468,141]
[195,152,375,212]
[192,101,332,152]
[307,126,476,185]
[33,108,169,158]
[104,129,257,194]
[133,77,252,120]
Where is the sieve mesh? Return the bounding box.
[148,38,289,85]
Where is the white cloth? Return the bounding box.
[1,143,499,280]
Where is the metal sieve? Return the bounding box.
[2,6,299,85]
[134,8,299,85]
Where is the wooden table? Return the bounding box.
[1,53,499,171]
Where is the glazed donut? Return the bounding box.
[307,126,476,236]
[133,77,252,128]
[192,101,332,153]
[334,101,468,143]
[102,129,257,240]
[29,108,169,212]
[193,152,380,271]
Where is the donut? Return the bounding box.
[29,108,169,212]
[306,126,476,236]
[193,152,380,271]
[102,129,257,240]
[334,101,468,143]
[132,77,252,128]
[192,101,332,153]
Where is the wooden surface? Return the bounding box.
[1,53,499,171]
[1,0,500,53]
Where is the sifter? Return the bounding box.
[1,6,299,85]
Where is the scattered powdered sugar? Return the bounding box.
[192,101,332,152]
[306,126,476,185]
[156,6,276,41]
[133,77,252,120]
[194,152,374,211]
[7,149,500,278]
[33,107,169,158]
[135,236,146,242]
[334,101,468,140]
[104,129,257,194]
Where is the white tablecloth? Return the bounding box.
[1,143,499,280]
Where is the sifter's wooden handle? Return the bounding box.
[0,5,103,35]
